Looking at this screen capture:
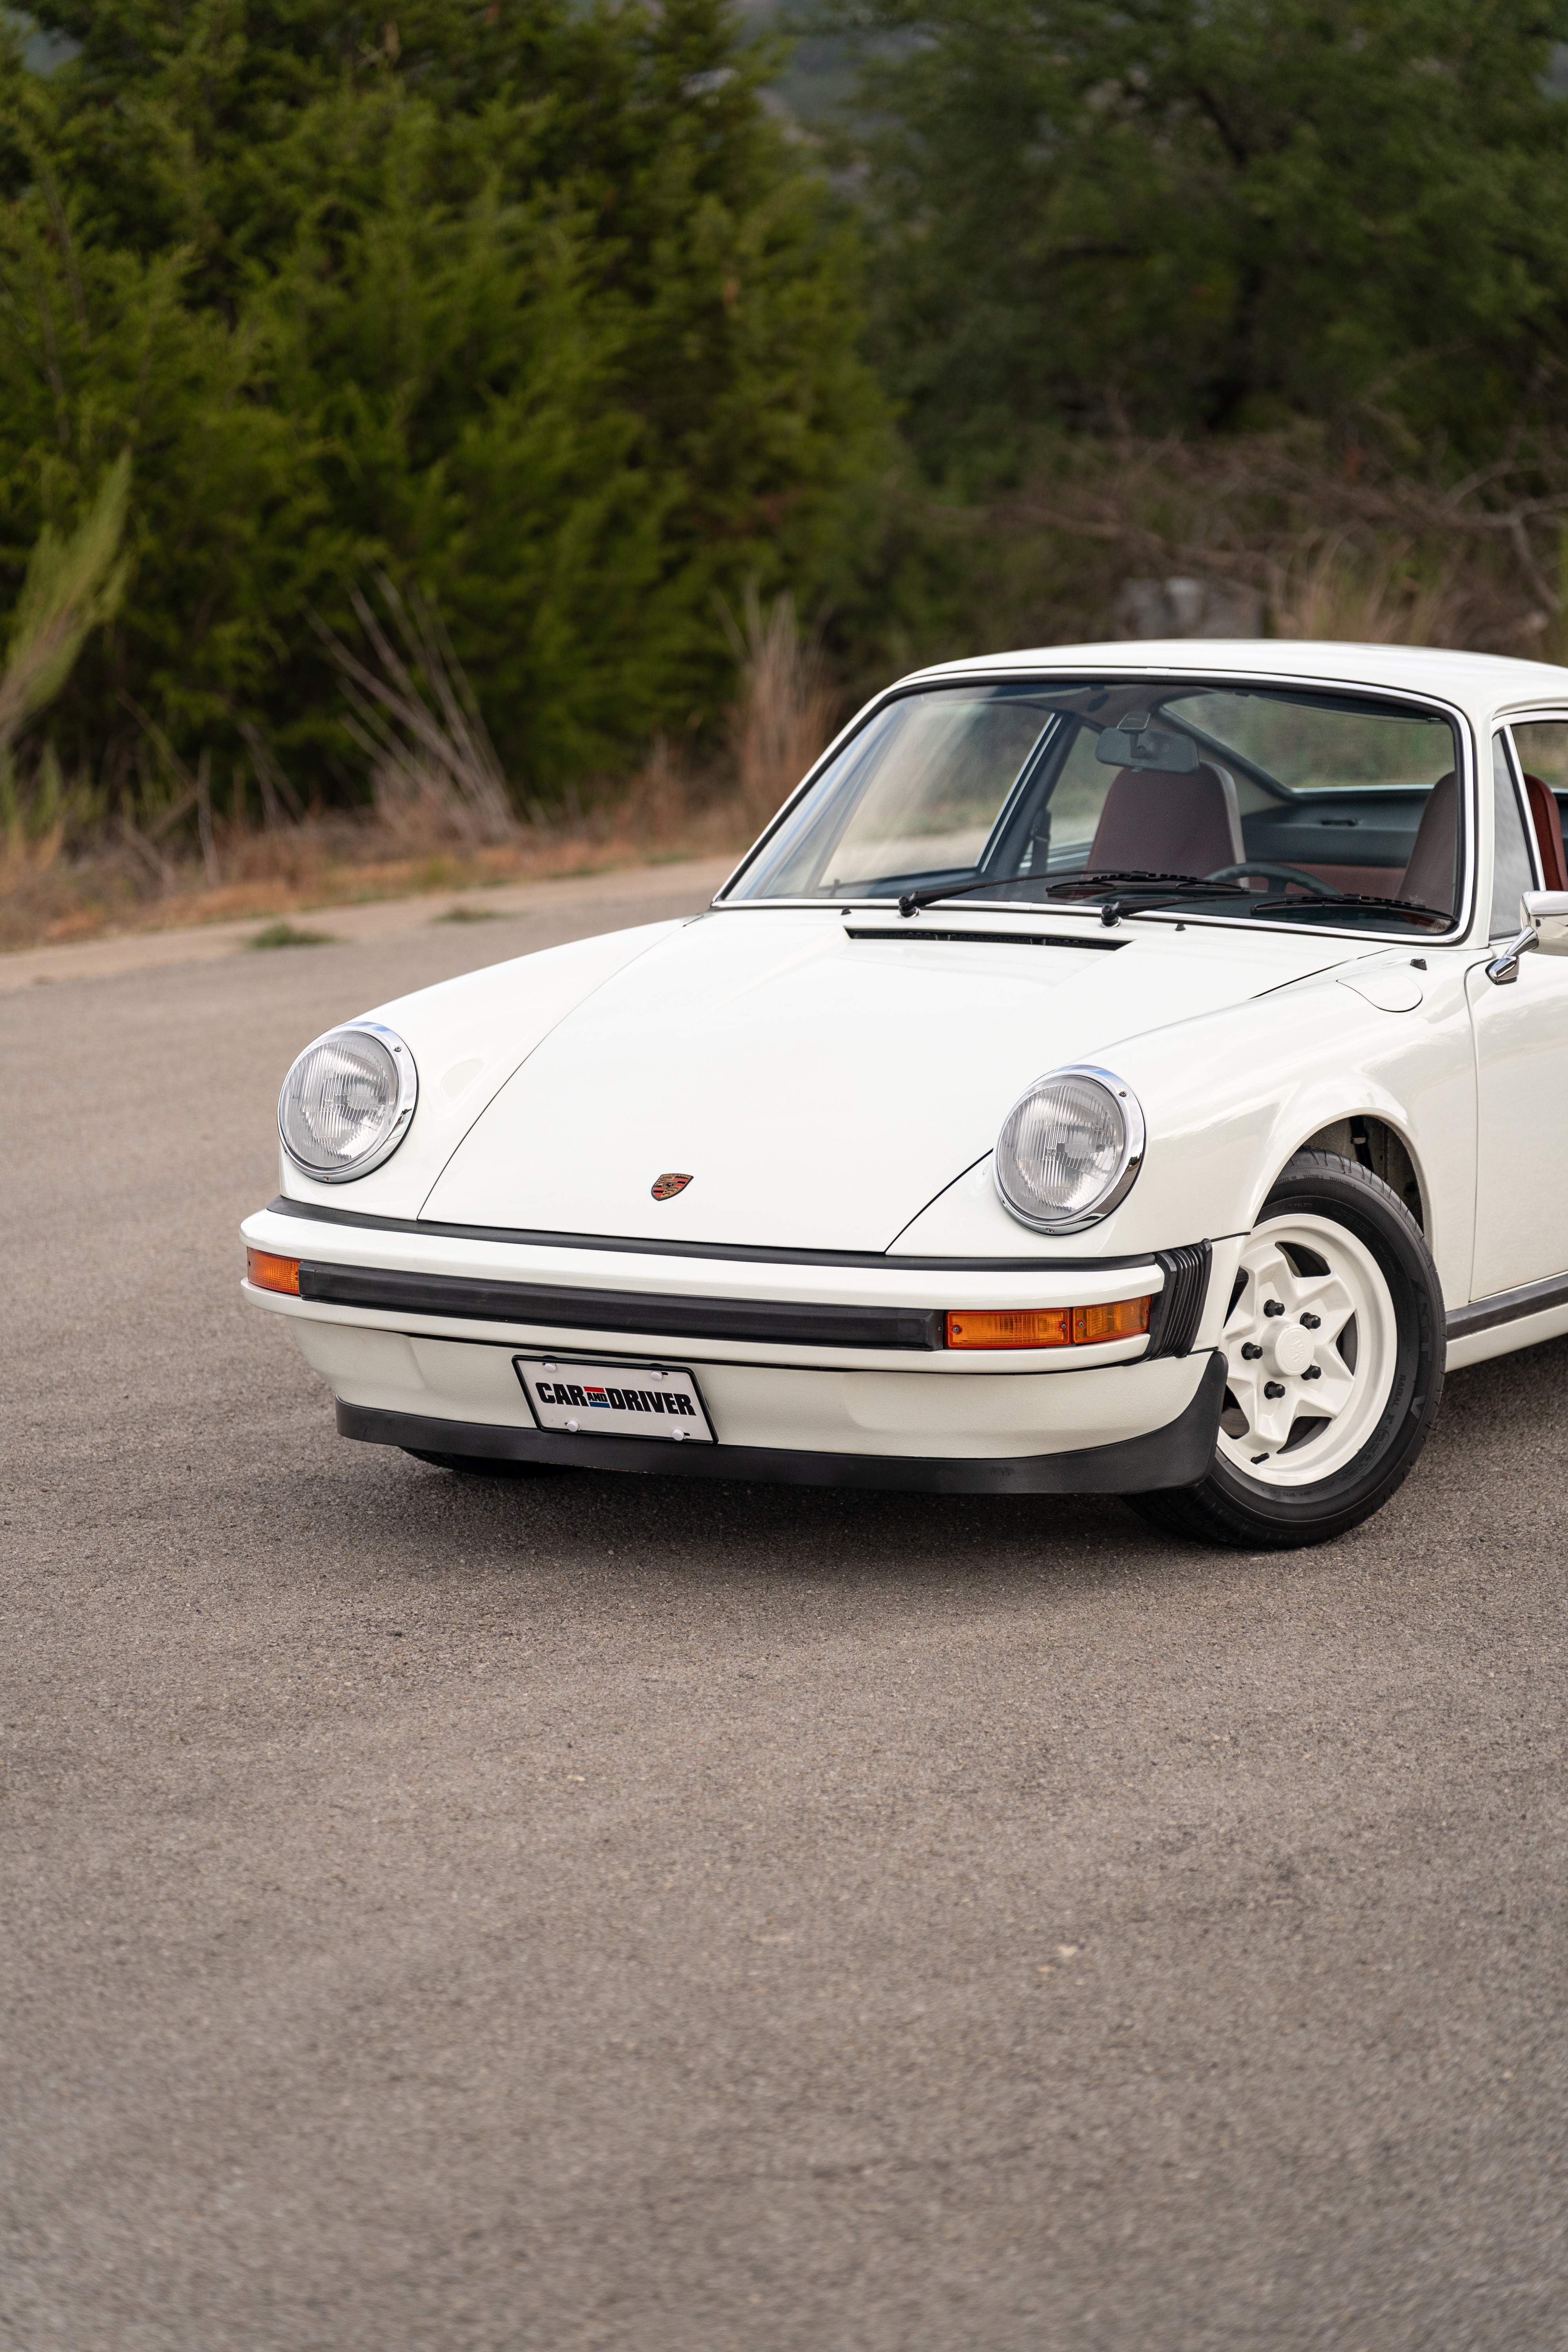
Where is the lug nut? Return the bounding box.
[1303,1364,1322,1381]
[1263,1380,1286,1399]
[1263,1299,1285,1318]
[1241,1342,1263,1360]
[1300,1312,1321,1329]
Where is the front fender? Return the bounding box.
[895,959,1477,1305]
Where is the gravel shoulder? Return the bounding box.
[0,854,739,993]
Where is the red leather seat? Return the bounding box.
[1399,771,1458,913]
[1087,763,1243,876]
[1523,773,1568,892]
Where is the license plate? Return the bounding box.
[513,1355,715,1443]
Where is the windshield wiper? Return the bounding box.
[884,867,1451,931]
[1250,889,1451,929]
[1045,872,1252,926]
[894,867,1238,920]
[894,873,1043,918]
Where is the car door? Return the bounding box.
[1466,721,1568,1299]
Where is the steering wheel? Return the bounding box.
[1206,861,1340,897]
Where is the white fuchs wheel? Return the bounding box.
[1215,1213,1399,1487]
[1127,1151,1445,1550]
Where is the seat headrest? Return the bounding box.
[1087,761,1244,878]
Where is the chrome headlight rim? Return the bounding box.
[993,1063,1146,1235]
[277,1020,418,1184]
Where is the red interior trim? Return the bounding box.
[1523,773,1568,893]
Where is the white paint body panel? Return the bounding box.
[248,641,1568,1471]
[274,921,682,1219]
[419,910,1354,1252]
[1465,953,1568,1297]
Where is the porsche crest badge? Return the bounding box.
[651,1172,693,1201]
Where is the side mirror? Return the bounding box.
[1525,890,1568,955]
[1486,889,1568,984]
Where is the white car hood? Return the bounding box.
[422,909,1356,1250]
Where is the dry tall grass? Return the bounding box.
[0,780,753,954]
[0,576,788,951]
[314,575,519,849]
[724,584,838,829]
[1269,539,1470,646]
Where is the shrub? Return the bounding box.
[0,0,889,811]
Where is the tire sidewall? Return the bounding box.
[1201,1155,1444,1541]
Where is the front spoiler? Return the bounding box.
[338,1352,1227,1496]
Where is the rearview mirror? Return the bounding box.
[1094,719,1200,773]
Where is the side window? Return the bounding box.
[1491,734,1537,938]
[1509,719,1568,885]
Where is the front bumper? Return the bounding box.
[241,1203,1233,1492]
[337,1359,1227,1494]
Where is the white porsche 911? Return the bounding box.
[241,640,1568,1548]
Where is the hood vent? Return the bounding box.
[843,927,1125,951]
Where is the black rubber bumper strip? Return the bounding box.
[299,1261,946,1350]
[335,1350,1227,1496]
[1445,1269,1568,1341]
[1145,1241,1212,1359]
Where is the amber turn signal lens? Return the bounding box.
[1071,1294,1151,1345]
[946,1308,1070,1349]
[246,1246,300,1296]
[944,1295,1151,1350]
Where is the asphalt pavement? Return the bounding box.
[4,868,1567,2352]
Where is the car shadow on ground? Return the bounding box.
[291,1328,1568,1618]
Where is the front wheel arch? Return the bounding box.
[1295,1113,1426,1230]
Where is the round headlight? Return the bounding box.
[278,1022,417,1182]
[994,1065,1145,1233]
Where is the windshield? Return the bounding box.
[722,678,1465,934]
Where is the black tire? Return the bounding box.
[403,1448,563,1479]
[1128,1149,1444,1550]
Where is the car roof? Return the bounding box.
[904,638,1568,713]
